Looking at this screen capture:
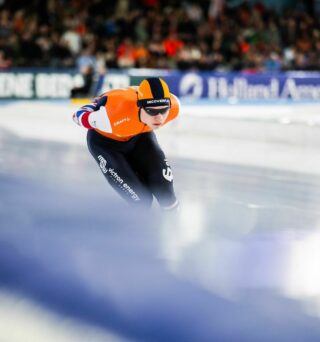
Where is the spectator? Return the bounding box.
[264,52,282,71]
[0,49,11,69]
[70,64,94,98]
[62,20,82,56]
[19,31,43,66]
[134,17,149,43]
[133,41,149,68]
[208,0,225,25]
[0,9,12,38]
[76,44,96,71]
[103,38,118,68]
[117,37,136,68]
[0,0,319,72]
[49,32,74,68]
[163,32,184,58]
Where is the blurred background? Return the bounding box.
[1,0,320,341]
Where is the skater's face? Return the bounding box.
[140,106,170,130]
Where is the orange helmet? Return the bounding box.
[137,77,171,108]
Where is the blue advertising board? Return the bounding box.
[0,69,319,100]
[162,72,320,101]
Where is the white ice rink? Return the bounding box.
[2,100,320,173]
[1,99,320,341]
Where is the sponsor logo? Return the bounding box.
[108,168,124,184]
[144,98,170,105]
[162,159,173,182]
[97,155,108,173]
[97,155,140,201]
[180,74,320,100]
[114,117,131,126]
[122,183,140,201]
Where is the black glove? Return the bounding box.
[93,95,107,110]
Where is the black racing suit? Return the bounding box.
[87,129,178,209]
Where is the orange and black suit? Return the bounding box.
[73,84,180,209]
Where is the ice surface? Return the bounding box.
[1,100,320,341]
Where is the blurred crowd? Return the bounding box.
[0,0,319,72]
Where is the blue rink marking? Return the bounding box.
[1,167,320,341]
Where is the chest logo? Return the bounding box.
[114,117,131,126]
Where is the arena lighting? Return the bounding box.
[283,231,320,299]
